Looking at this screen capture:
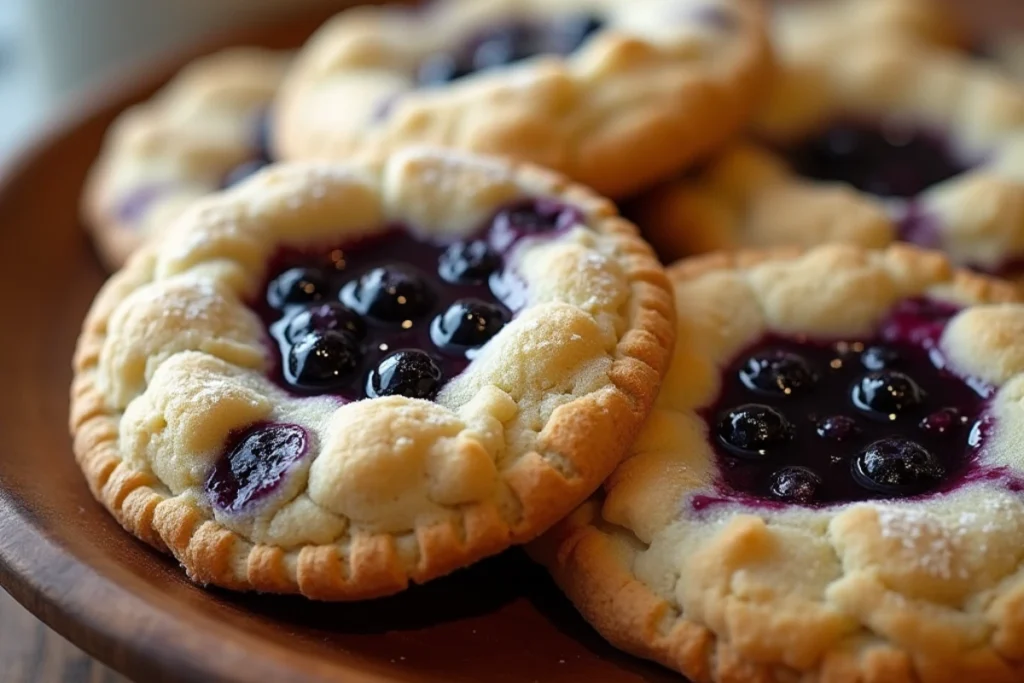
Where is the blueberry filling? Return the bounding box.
[738,351,817,397]
[783,119,972,199]
[717,404,795,457]
[206,423,308,513]
[257,199,579,401]
[340,266,436,322]
[431,299,509,351]
[416,14,604,86]
[267,267,331,310]
[366,350,443,400]
[438,240,502,285]
[703,298,989,505]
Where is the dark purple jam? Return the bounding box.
[206,423,309,513]
[256,199,580,402]
[703,298,991,506]
[416,14,604,86]
[783,119,972,199]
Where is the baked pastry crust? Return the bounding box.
[636,9,1024,270]
[82,48,290,270]
[531,243,1024,683]
[771,0,967,57]
[633,141,896,261]
[273,0,773,199]
[70,148,675,599]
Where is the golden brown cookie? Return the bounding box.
[634,2,1024,272]
[273,0,773,199]
[71,147,674,599]
[532,243,1024,683]
[82,48,290,270]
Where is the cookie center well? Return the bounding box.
[255,199,581,403]
[703,298,990,506]
[416,14,604,86]
[782,118,972,199]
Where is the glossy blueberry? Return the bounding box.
[852,437,945,495]
[284,302,366,344]
[205,423,307,513]
[816,415,860,441]
[716,404,794,457]
[919,407,966,434]
[851,371,926,419]
[266,267,331,310]
[861,345,900,371]
[438,240,502,284]
[367,350,443,400]
[738,351,816,397]
[341,266,434,322]
[490,200,579,252]
[287,331,362,391]
[770,466,822,504]
[432,299,507,351]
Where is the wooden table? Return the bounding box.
[0,589,126,683]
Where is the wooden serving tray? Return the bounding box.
[0,1,1020,681]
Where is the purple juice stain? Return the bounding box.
[698,298,996,508]
[254,199,579,402]
[897,202,944,250]
[206,423,309,513]
[782,119,973,199]
[687,4,737,31]
[115,183,174,225]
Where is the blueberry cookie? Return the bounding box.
[82,48,290,270]
[70,148,674,599]
[532,243,1024,682]
[272,0,772,199]
[638,35,1024,271]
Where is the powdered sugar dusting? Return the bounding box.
[875,496,1018,580]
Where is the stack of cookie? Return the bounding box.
[73,0,1024,680]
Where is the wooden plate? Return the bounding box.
[1,2,1022,682]
[0,9,677,683]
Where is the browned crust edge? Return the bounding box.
[69,158,677,600]
[530,243,1024,682]
[275,0,775,200]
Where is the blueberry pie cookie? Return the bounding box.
[273,0,772,199]
[70,148,674,599]
[636,20,1024,271]
[82,48,289,270]
[532,243,1024,682]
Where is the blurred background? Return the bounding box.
[1,0,1022,159]
[0,0,357,156]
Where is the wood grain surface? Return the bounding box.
[0,589,125,683]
